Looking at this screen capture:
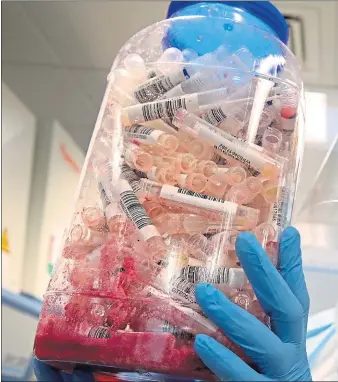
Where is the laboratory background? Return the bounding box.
[1,1,338,380]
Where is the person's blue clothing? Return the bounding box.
[34,226,312,381]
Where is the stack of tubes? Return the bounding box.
[35,47,299,379]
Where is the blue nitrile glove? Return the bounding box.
[194,226,312,381]
[33,358,95,382]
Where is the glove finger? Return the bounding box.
[194,334,267,381]
[236,232,304,344]
[195,283,286,375]
[33,358,64,382]
[279,226,310,334]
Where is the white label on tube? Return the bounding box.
[170,276,196,304]
[119,179,160,241]
[124,125,163,145]
[124,94,199,124]
[160,185,237,214]
[194,120,265,173]
[135,70,187,103]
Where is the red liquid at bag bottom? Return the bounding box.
[34,294,223,380]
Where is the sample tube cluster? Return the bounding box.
[35,44,300,379]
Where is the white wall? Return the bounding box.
[23,120,84,298]
[2,83,36,292]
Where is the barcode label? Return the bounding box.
[142,97,187,121]
[135,75,176,103]
[121,164,140,182]
[181,266,209,283]
[88,326,110,339]
[119,179,160,240]
[123,94,198,124]
[161,321,194,340]
[125,125,154,136]
[178,188,223,202]
[160,184,238,214]
[124,125,162,145]
[170,276,196,304]
[202,106,228,126]
[214,144,260,177]
[120,190,152,230]
[271,186,288,229]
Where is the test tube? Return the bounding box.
[204,173,228,199]
[173,153,197,174]
[161,67,231,98]
[118,179,167,267]
[262,181,279,204]
[243,177,263,203]
[188,138,215,160]
[225,183,251,205]
[139,166,178,186]
[177,173,208,193]
[195,160,218,178]
[123,142,153,173]
[140,179,259,231]
[124,125,179,152]
[153,213,222,235]
[81,207,107,233]
[142,200,166,220]
[122,87,234,125]
[186,234,212,262]
[217,166,247,186]
[123,53,148,82]
[173,109,282,180]
[262,127,283,154]
[280,105,297,134]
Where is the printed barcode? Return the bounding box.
[181,266,209,283]
[203,106,227,126]
[125,125,154,136]
[121,164,140,182]
[161,321,194,340]
[170,276,196,303]
[181,266,229,284]
[135,75,175,103]
[88,326,110,339]
[272,187,288,227]
[177,188,225,203]
[120,190,152,230]
[215,144,260,177]
[142,97,187,121]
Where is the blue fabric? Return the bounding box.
[194,227,312,381]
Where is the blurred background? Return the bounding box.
[2,1,338,380]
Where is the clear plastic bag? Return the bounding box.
[34,16,304,380]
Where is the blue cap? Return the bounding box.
[167,1,289,45]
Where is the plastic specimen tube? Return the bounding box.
[124,125,179,152]
[122,87,234,125]
[123,142,153,172]
[139,179,259,230]
[172,109,282,179]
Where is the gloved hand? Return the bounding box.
[194,226,312,381]
[33,358,95,382]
